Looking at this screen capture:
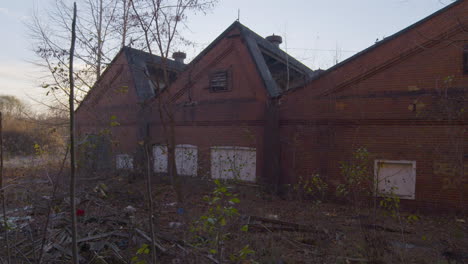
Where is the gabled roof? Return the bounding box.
[322,0,462,76]
[76,46,185,112]
[188,21,319,98]
[285,0,464,96]
[123,46,185,101]
[79,22,316,110]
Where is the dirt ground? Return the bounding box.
[0,167,467,264]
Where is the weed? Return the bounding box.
[293,174,328,202]
[190,179,255,262]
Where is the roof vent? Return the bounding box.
[172,51,186,64]
[265,34,282,48]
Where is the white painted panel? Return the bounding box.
[211,146,256,182]
[153,145,168,173]
[211,147,237,180]
[116,154,133,170]
[235,149,256,182]
[175,144,198,176]
[375,160,416,200]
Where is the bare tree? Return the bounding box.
[28,0,136,112]
[0,96,27,118]
[130,0,217,199]
[0,112,11,264]
[68,3,79,263]
[129,0,218,260]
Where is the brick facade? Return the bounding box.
[280,1,468,210]
[77,1,468,210]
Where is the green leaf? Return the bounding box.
[228,207,239,215]
[220,217,227,226]
[229,198,240,204]
[240,225,249,232]
[136,244,148,254]
[110,121,121,127]
[239,245,255,258]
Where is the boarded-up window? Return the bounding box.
[210,146,256,182]
[116,154,133,170]
[210,71,229,92]
[153,144,198,176]
[375,160,416,200]
[153,145,168,173]
[175,145,198,176]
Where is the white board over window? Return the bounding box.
[375,160,416,200]
[211,146,256,182]
[175,144,198,176]
[153,144,198,176]
[153,145,168,173]
[116,154,133,170]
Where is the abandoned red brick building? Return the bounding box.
[77,0,468,210]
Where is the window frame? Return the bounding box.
[374,159,416,200]
[209,69,231,93]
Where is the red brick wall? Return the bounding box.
[279,2,468,210]
[146,27,271,180]
[76,51,141,158]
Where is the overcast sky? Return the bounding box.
[0,0,456,110]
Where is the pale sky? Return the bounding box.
[0,0,456,110]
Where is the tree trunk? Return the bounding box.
[69,3,79,264]
[144,144,157,263]
[96,0,103,80]
[168,119,182,203]
[121,0,129,47]
[0,112,11,264]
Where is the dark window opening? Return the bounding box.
[146,64,178,93]
[210,70,229,92]
[261,50,307,91]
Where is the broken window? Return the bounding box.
[210,70,229,92]
[146,64,178,93]
[375,160,416,199]
[261,49,307,91]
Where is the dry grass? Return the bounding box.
[0,168,466,263]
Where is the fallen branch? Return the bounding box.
[177,242,220,264]
[52,244,84,262]
[134,228,167,253]
[336,256,369,262]
[362,224,411,234]
[76,232,116,243]
[247,215,315,232]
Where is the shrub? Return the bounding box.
[293,174,328,202]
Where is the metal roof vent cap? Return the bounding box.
[265,34,282,48]
[172,51,186,64]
